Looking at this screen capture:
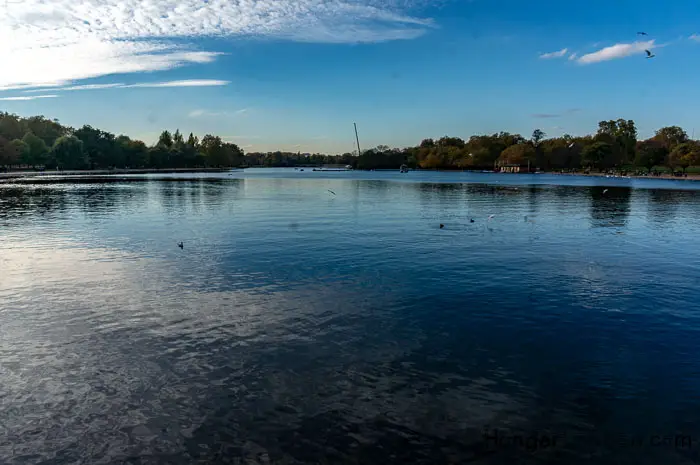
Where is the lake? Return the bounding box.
[2,169,700,464]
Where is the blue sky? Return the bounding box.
[1,0,699,153]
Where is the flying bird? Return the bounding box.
[488,215,495,221]
[327,189,336,195]
[637,32,648,36]
[645,50,655,59]
[177,242,184,249]
[603,189,609,194]
[568,143,575,149]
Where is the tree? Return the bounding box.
[653,126,688,151]
[597,119,637,165]
[498,143,535,166]
[74,125,117,169]
[668,142,700,173]
[634,139,668,171]
[157,130,173,149]
[10,139,30,166]
[581,141,613,170]
[22,132,49,167]
[51,135,86,169]
[531,129,546,147]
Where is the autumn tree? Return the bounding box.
[668,142,700,173]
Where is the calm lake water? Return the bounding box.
[2,170,700,464]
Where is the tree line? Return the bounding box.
[0,113,244,171]
[353,121,699,173]
[1,112,698,173]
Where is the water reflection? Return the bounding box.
[2,176,700,464]
[588,187,632,228]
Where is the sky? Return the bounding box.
[0,0,699,154]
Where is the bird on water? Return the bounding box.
[177,242,184,249]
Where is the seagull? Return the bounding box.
[488,214,495,221]
[603,189,609,194]
[568,143,575,149]
[177,242,184,249]
[645,50,655,59]
[327,189,336,196]
[637,32,648,36]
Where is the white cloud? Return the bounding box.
[24,83,125,93]
[122,79,230,88]
[188,106,246,118]
[539,48,568,59]
[0,95,59,101]
[690,34,700,42]
[0,0,433,89]
[568,52,578,61]
[23,80,229,94]
[577,40,654,64]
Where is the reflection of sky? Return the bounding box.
[2,174,700,463]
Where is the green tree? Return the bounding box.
[74,125,117,169]
[157,130,173,149]
[531,129,546,147]
[634,139,668,171]
[0,113,26,141]
[581,141,613,170]
[51,135,86,169]
[21,132,49,167]
[652,126,688,151]
[10,139,30,166]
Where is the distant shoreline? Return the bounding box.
[0,168,230,182]
[550,171,700,182]
[2,168,699,184]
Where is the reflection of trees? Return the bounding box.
[0,178,242,227]
[645,189,683,225]
[588,187,631,228]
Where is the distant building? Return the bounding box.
[498,163,530,173]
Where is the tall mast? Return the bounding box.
[354,123,362,156]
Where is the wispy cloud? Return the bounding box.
[532,108,581,119]
[690,34,700,42]
[0,94,59,101]
[188,107,247,118]
[0,0,433,89]
[122,80,230,89]
[539,48,568,59]
[24,83,125,93]
[577,40,654,64]
[568,52,578,61]
[21,79,229,94]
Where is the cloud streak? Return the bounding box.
[539,48,568,59]
[188,107,247,118]
[577,40,654,64]
[0,95,59,101]
[690,34,700,42]
[22,79,230,94]
[0,0,433,89]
